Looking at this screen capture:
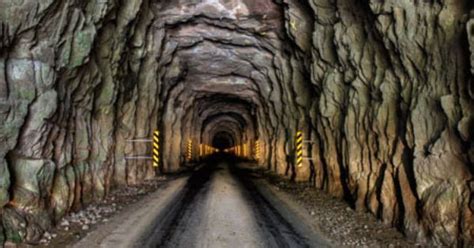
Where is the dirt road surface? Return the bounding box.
[74,160,331,248]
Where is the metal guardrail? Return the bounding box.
[124,156,153,160]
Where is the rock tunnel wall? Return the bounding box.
[0,0,472,246]
[0,1,158,243]
[305,1,474,246]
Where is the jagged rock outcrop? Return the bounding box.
[469,12,474,74]
[0,0,472,246]
[305,1,474,245]
[0,0,159,244]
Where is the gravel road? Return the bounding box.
[154,160,330,248]
[75,158,331,248]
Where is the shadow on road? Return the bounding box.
[143,153,328,248]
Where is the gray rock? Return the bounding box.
[468,18,474,74]
[0,0,471,246]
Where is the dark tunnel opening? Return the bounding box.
[212,131,235,149]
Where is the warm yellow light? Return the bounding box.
[255,140,260,161]
[187,139,193,161]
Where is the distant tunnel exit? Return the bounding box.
[212,131,235,150]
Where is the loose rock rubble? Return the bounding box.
[33,177,168,248]
[260,169,422,248]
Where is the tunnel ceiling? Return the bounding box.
[156,0,308,170]
[0,0,473,246]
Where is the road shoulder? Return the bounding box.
[242,163,419,247]
[72,176,188,248]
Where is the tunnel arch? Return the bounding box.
[204,119,243,146]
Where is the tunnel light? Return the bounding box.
[198,144,220,159]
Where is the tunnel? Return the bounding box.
[0,0,473,247]
[212,132,235,150]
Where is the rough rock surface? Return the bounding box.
[0,0,472,246]
[257,166,417,247]
[306,2,474,246]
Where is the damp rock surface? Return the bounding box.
[0,0,473,247]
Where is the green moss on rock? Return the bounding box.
[70,26,97,68]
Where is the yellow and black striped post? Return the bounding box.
[255,140,261,161]
[295,131,303,168]
[152,130,160,167]
[187,139,193,161]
